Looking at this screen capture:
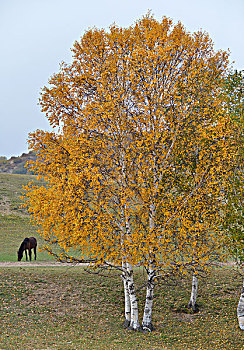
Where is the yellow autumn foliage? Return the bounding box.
[24,14,233,272]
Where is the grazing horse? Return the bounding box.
[17,237,37,261]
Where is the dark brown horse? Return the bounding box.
[17,237,37,261]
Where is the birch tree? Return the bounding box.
[24,14,232,332]
[119,15,232,329]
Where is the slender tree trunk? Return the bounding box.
[142,267,155,331]
[237,280,244,330]
[126,263,141,330]
[142,200,156,331]
[120,151,137,328]
[188,274,198,312]
[122,262,131,328]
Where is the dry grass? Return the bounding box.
[0,265,243,350]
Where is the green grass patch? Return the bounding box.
[0,214,52,261]
[0,266,243,349]
[0,173,45,215]
[0,173,51,261]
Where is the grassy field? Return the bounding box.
[1,173,244,349]
[0,266,244,349]
[0,173,51,261]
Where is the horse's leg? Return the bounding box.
[29,249,32,261]
[34,246,37,260]
[25,249,28,261]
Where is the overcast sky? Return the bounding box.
[1,0,243,159]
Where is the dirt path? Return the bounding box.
[0,261,237,268]
[0,261,87,267]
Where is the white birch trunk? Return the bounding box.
[142,201,156,331]
[122,262,131,327]
[142,267,155,331]
[237,280,244,330]
[120,152,136,328]
[126,263,141,330]
[188,274,198,312]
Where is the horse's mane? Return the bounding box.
[19,238,29,252]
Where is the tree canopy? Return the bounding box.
[24,14,233,330]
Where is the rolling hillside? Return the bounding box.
[0,151,37,174]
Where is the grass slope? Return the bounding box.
[0,173,243,349]
[0,266,243,349]
[0,173,51,261]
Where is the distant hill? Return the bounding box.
[0,151,37,174]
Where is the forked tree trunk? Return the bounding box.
[237,280,244,330]
[142,267,155,331]
[188,274,198,312]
